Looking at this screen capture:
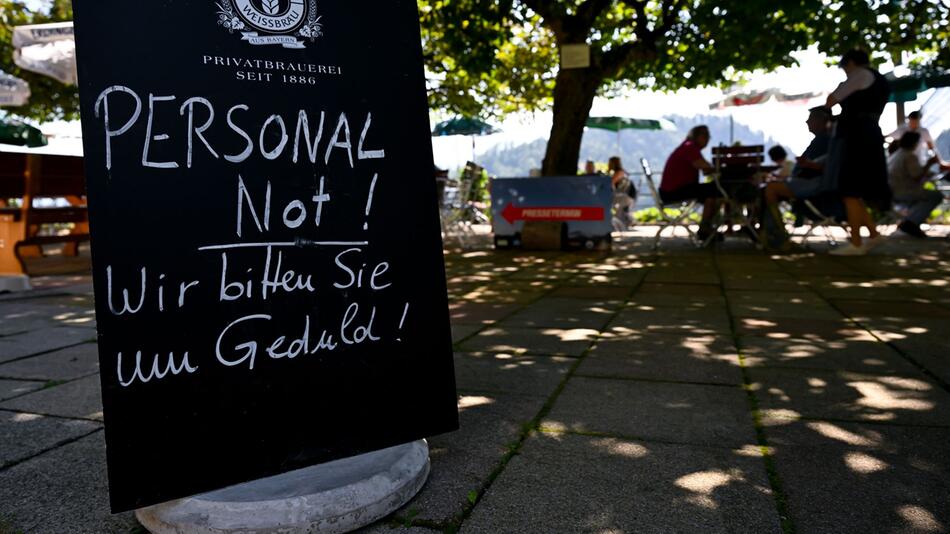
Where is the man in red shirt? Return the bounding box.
[660,125,719,240]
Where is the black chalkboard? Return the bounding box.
[72,0,458,512]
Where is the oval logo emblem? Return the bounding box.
[234,0,305,33]
[217,0,323,48]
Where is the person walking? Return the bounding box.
[824,50,891,256]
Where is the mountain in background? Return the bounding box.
[476,114,787,177]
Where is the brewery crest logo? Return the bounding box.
[217,0,323,49]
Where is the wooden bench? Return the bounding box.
[0,152,89,274]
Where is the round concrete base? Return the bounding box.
[136,440,429,534]
[0,274,31,293]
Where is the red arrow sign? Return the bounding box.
[501,203,605,224]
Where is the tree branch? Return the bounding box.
[521,0,568,38]
[576,0,614,27]
[599,39,657,79]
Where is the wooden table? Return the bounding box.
[0,152,89,274]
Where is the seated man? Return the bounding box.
[888,131,945,238]
[760,106,834,247]
[660,125,719,240]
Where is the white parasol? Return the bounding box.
[0,70,31,107]
[12,22,77,86]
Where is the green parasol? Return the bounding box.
[432,117,501,136]
[0,117,47,147]
[432,117,502,161]
[585,116,677,133]
[585,116,677,155]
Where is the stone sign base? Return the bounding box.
[136,440,429,534]
[0,274,31,293]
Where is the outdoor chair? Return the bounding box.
[710,145,765,246]
[788,195,847,247]
[640,158,702,249]
[439,161,482,248]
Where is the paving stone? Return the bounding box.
[357,524,434,533]
[568,269,646,287]
[457,326,598,357]
[811,285,919,301]
[0,300,97,334]
[625,292,728,310]
[832,299,950,319]
[448,302,520,325]
[454,352,572,397]
[547,285,633,299]
[726,290,826,307]
[608,307,731,336]
[393,393,545,525]
[499,298,620,330]
[0,379,44,401]
[749,367,950,426]
[0,432,138,534]
[543,377,756,447]
[734,316,871,342]
[646,271,720,285]
[0,343,100,381]
[450,324,483,344]
[887,337,950,387]
[739,336,922,375]
[729,300,843,320]
[636,283,723,298]
[0,375,103,421]
[0,410,100,468]
[0,327,97,364]
[722,274,808,292]
[578,334,742,385]
[762,419,950,534]
[461,432,781,534]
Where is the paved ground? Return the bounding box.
[1,228,948,534]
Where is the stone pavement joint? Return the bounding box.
[712,251,797,534]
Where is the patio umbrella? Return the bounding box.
[708,88,823,110]
[432,117,502,161]
[0,118,48,148]
[585,116,677,155]
[708,88,823,143]
[0,70,31,107]
[12,22,77,85]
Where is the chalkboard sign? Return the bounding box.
[72,0,458,512]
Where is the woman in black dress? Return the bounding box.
[825,50,891,255]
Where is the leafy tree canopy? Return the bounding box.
[419,0,949,174]
[0,0,76,122]
[421,0,950,118]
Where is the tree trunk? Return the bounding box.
[541,68,602,176]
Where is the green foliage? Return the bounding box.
[0,0,77,122]
[633,206,700,223]
[420,0,948,120]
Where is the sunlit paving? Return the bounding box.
[2,0,950,531]
[2,227,948,533]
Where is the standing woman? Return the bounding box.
[825,49,891,255]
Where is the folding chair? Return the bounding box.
[640,158,701,249]
[710,145,765,245]
[792,196,847,247]
[440,163,479,248]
